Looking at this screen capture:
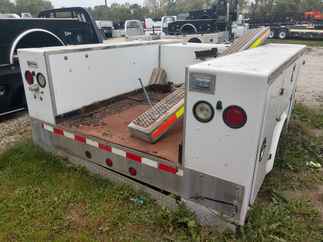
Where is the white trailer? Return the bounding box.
[18,40,305,226]
[127,30,227,44]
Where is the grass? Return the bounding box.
[0,104,323,241]
[268,39,323,47]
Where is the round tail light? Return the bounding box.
[223,105,247,129]
[129,167,137,177]
[25,71,34,85]
[105,158,113,167]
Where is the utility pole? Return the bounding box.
[105,0,108,7]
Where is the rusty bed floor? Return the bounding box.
[59,90,183,163]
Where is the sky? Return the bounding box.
[50,0,144,8]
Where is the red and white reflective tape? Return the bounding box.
[42,123,183,176]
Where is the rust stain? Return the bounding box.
[60,92,182,162]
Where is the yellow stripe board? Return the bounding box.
[250,29,270,49]
[250,38,263,48]
[176,106,185,119]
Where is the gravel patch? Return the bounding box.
[0,113,31,153]
[296,47,323,109]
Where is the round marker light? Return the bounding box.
[105,158,113,167]
[36,73,46,88]
[129,167,137,177]
[223,105,247,129]
[25,71,34,85]
[193,101,214,123]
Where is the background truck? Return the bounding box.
[0,7,103,116]
[247,11,323,39]
[18,39,305,226]
[167,0,238,37]
[96,20,114,39]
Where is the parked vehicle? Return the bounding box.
[21,12,32,18]
[96,20,114,39]
[125,20,144,37]
[18,36,305,226]
[0,7,103,116]
[112,21,126,37]
[304,10,323,21]
[248,11,323,40]
[144,17,162,35]
[167,0,238,36]
[0,13,20,18]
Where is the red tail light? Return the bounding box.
[223,105,247,129]
[129,167,137,176]
[105,158,113,167]
[25,71,34,85]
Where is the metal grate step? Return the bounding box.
[221,27,270,56]
[132,87,185,128]
[128,87,185,143]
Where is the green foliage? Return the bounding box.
[90,3,150,22]
[237,199,323,242]
[0,0,15,13]
[273,0,322,14]
[293,104,323,129]
[155,204,201,240]
[251,0,323,17]
[0,0,53,16]
[15,0,53,16]
[0,142,196,241]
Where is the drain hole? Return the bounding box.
[85,151,92,159]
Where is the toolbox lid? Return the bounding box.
[189,44,306,79]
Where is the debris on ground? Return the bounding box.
[130,196,145,206]
[306,161,322,169]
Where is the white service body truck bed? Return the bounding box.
[18,40,305,226]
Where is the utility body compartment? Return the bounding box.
[18,41,305,226]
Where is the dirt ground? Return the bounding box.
[0,47,322,152]
[0,113,30,153]
[296,47,323,109]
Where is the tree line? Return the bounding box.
[0,0,53,16]
[1,0,322,21]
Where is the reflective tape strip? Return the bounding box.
[42,123,183,176]
[126,152,142,163]
[75,134,86,144]
[142,158,158,168]
[99,143,112,152]
[152,114,177,139]
[158,163,177,174]
[63,131,75,140]
[152,105,185,140]
[53,128,64,136]
[112,147,126,157]
[86,139,99,148]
